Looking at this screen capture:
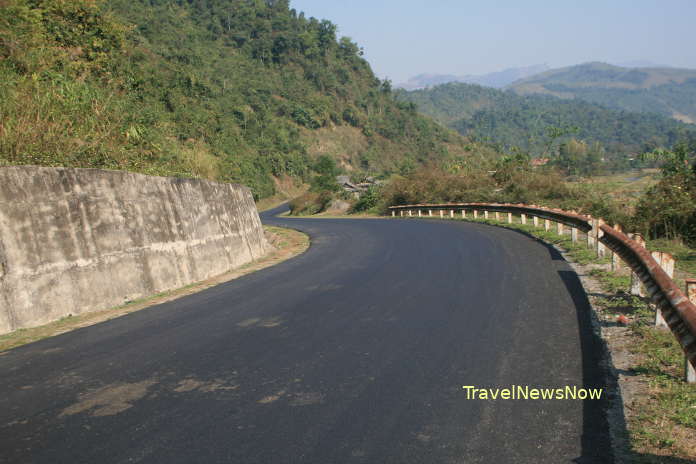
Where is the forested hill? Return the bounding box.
[508,62,696,124]
[0,0,477,199]
[397,82,696,166]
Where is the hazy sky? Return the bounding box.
[290,0,696,83]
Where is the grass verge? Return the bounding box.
[0,225,309,353]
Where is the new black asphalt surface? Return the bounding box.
[0,205,613,463]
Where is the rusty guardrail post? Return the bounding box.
[629,233,647,297]
[686,279,696,383]
[651,251,675,329]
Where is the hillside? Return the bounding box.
[0,0,479,199]
[397,82,696,166]
[508,62,696,123]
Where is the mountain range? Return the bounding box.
[396,81,695,167]
[507,62,696,123]
[396,64,550,90]
[399,62,696,124]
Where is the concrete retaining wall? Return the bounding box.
[0,166,270,334]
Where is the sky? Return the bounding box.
[290,0,696,83]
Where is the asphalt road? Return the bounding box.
[0,205,613,463]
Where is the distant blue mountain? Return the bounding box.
[396,64,550,90]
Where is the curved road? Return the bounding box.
[0,205,613,463]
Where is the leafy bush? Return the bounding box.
[351,185,380,212]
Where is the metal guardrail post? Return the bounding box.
[686,279,696,383]
[651,251,675,329]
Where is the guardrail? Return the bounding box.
[388,202,696,383]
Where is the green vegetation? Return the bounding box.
[508,62,696,124]
[0,0,477,199]
[396,82,695,171]
[634,143,696,246]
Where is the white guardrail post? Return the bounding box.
[629,233,647,297]
[651,251,675,329]
[686,279,696,383]
[611,224,623,271]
